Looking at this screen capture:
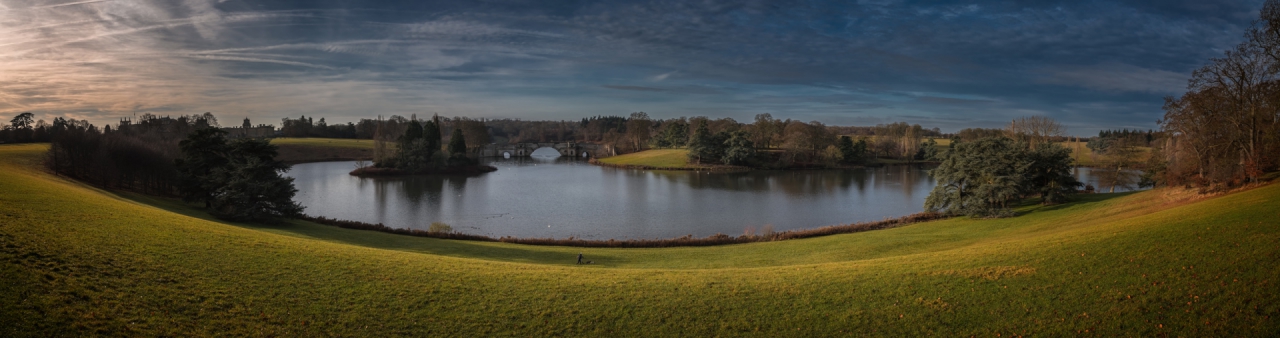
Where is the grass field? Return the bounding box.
[269,138,380,163]
[594,148,713,169]
[269,137,377,149]
[2,142,1278,336]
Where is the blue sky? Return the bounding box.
[0,0,1265,135]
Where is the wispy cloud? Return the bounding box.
[0,0,1261,134]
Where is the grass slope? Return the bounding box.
[595,148,712,169]
[269,137,377,149]
[2,143,1278,336]
[269,138,379,163]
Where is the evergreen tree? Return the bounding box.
[176,130,303,222]
[175,128,229,208]
[209,139,304,221]
[397,120,428,170]
[924,137,1030,217]
[665,121,688,148]
[837,136,858,164]
[721,130,756,165]
[686,120,714,164]
[918,138,940,161]
[705,131,730,163]
[422,116,442,156]
[852,138,868,163]
[1022,143,1082,204]
[448,128,468,157]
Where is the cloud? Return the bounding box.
[601,84,724,95]
[602,85,665,92]
[916,96,998,105]
[0,0,1262,134]
[1038,63,1190,94]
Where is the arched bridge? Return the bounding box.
[479,142,610,158]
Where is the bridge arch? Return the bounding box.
[479,142,608,158]
[530,147,562,157]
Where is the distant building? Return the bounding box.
[221,125,276,139]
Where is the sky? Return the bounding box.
[0,0,1267,135]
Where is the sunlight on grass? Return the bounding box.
[595,149,711,169]
[1,143,1276,335]
[270,137,377,149]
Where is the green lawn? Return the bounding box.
[2,143,1278,336]
[595,148,713,169]
[269,137,378,149]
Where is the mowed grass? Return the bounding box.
[595,148,712,169]
[270,137,377,149]
[2,143,1278,336]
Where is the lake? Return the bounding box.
[288,156,1141,240]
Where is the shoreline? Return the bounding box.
[589,157,938,172]
[301,212,947,248]
[348,165,498,177]
[587,158,749,172]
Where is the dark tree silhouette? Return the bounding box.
[175,128,230,208]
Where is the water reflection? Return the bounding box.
[288,160,1128,240]
[1073,167,1145,193]
[289,159,943,239]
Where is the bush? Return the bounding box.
[428,222,453,233]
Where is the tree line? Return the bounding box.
[37,112,301,222]
[1155,0,1280,190]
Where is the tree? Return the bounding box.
[1157,2,1280,188]
[661,120,688,148]
[1250,0,1280,71]
[10,112,34,130]
[853,138,868,163]
[924,137,1029,217]
[423,115,443,155]
[1022,143,1082,204]
[448,128,467,157]
[955,128,1005,142]
[873,122,924,160]
[209,138,304,221]
[721,130,755,166]
[751,113,781,149]
[625,112,653,152]
[1005,116,1065,148]
[917,138,941,161]
[837,136,859,164]
[821,145,843,167]
[175,128,230,208]
[1095,139,1143,193]
[395,120,427,170]
[687,120,714,164]
[174,128,303,221]
[456,117,491,154]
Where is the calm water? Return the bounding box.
[288,157,1141,240]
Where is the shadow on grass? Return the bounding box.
[113,191,614,267]
[1026,192,1133,214]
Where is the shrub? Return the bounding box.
[428,222,453,233]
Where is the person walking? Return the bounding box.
[577,252,584,264]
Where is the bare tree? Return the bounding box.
[1005,116,1065,148]
[625,112,652,152]
[1189,43,1276,181]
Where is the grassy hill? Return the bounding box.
[594,148,715,169]
[269,137,379,163]
[1,143,1277,336]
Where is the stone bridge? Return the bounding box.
[479,142,610,158]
